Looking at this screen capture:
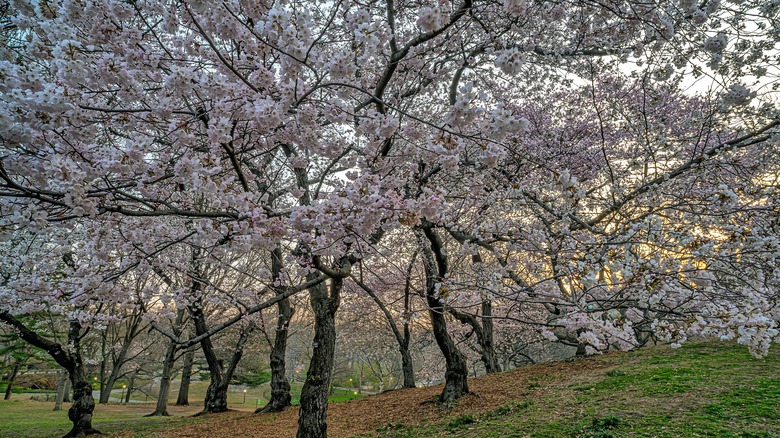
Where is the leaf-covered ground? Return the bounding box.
[109,341,780,437]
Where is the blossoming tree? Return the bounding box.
[1,0,779,436]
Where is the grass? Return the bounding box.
[0,400,203,438]
[0,381,364,438]
[375,342,780,437]
[1,341,776,437]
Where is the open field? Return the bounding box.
[0,341,777,437]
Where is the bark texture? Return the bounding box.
[296,274,343,438]
[257,246,293,414]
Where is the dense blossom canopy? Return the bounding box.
[0,1,779,434]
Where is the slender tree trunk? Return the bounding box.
[100,358,123,404]
[297,276,342,438]
[402,255,416,389]
[54,370,67,411]
[98,332,107,403]
[3,361,19,400]
[99,315,141,404]
[148,344,175,415]
[257,246,293,413]
[124,372,135,403]
[146,309,185,416]
[175,348,195,406]
[420,226,469,403]
[352,275,416,389]
[480,299,501,373]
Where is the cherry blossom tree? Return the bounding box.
[2,0,779,436]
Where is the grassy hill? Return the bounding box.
[0,341,777,437]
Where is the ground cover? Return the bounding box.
[0,341,776,438]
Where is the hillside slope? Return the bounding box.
[117,341,779,438]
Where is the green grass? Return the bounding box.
[375,342,780,437]
[0,381,364,437]
[0,399,203,438]
[289,385,366,405]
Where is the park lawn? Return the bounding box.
[1,342,777,438]
[0,382,365,438]
[0,400,204,438]
[121,341,779,438]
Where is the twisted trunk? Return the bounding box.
[198,329,250,415]
[192,297,251,415]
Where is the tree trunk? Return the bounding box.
[480,298,501,373]
[98,332,107,403]
[146,309,185,416]
[257,246,293,414]
[64,321,100,438]
[297,276,342,438]
[427,297,469,402]
[198,330,250,415]
[193,295,227,415]
[351,275,416,389]
[175,348,195,406]
[124,372,135,403]
[0,312,101,438]
[3,361,19,400]
[63,378,71,403]
[99,360,121,404]
[192,290,251,415]
[256,298,293,413]
[54,370,67,411]
[402,255,416,389]
[419,226,469,403]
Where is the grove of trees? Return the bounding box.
[1,0,778,437]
